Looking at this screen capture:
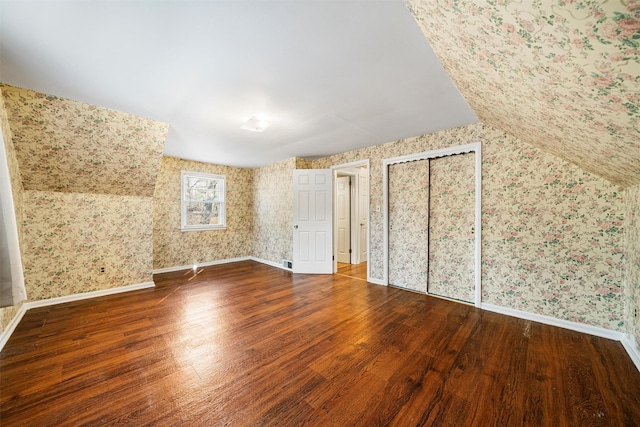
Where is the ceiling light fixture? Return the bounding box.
[240,115,270,132]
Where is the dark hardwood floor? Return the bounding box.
[337,262,367,280]
[1,260,639,426]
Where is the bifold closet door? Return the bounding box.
[388,160,430,292]
[427,153,475,303]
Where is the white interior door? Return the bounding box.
[293,169,333,274]
[336,176,351,264]
[357,169,368,263]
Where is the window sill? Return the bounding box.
[180,226,227,232]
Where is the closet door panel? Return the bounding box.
[388,160,429,292]
[428,153,475,302]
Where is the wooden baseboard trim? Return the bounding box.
[0,281,155,352]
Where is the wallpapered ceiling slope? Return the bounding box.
[0,84,169,197]
[405,0,640,188]
[153,157,254,270]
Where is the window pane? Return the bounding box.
[187,188,218,202]
[186,202,221,226]
[181,171,225,230]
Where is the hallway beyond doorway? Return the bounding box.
[336,262,367,281]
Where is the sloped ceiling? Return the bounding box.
[1,84,169,197]
[0,0,477,169]
[406,0,640,188]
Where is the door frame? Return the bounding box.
[335,174,354,264]
[331,159,370,280]
[383,143,482,307]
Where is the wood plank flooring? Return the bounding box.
[1,260,639,426]
[337,262,367,280]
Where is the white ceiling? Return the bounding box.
[0,0,477,168]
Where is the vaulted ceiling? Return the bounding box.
[407,0,640,188]
[1,0,638,188]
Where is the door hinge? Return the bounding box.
[349,249,352,254]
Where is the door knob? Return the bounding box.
[294,225,298,229]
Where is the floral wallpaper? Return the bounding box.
[479,125,625,330]
[295,157,314,170]
[22,191,154,300]
[428,153,475,303]
[0,84,169,197]
[252,157,298,264]
[0,86,25,333]
[388,160,430,292]
[625,185,640,350]
[153,157,254,270]
[314,125,480,282]
[314,122,626,331]
[405,0,640,188]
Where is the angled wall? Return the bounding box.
[1,85,169,302]
[406,0,640,187]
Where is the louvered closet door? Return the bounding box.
[388,160,430,292]
[427,153,475,303]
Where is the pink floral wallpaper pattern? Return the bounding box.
[153,157,254,270]
[315,123,626,331]
[22,191,154,300]
[252,157,298,263]
[405,0,640,188]
[625,185,640,351]
[0,84,169,197]
[428,153,475,303]
[388,160,430,292]
[479,125,625,330]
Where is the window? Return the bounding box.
[181,171,226,231]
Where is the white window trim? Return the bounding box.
[181,170,226,232]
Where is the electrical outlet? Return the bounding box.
[100,266,105,273]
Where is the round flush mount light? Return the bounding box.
[240,115,270,132]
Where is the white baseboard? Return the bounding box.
[621,335,640,373]
[481,303,623,340]
[0,281,155,353]
[24,282,156,310]
[153,256,251,274]
[367,277,385,286]
[0,303,28,352]
[249,256,293,271]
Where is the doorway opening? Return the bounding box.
[331,160,370,281]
